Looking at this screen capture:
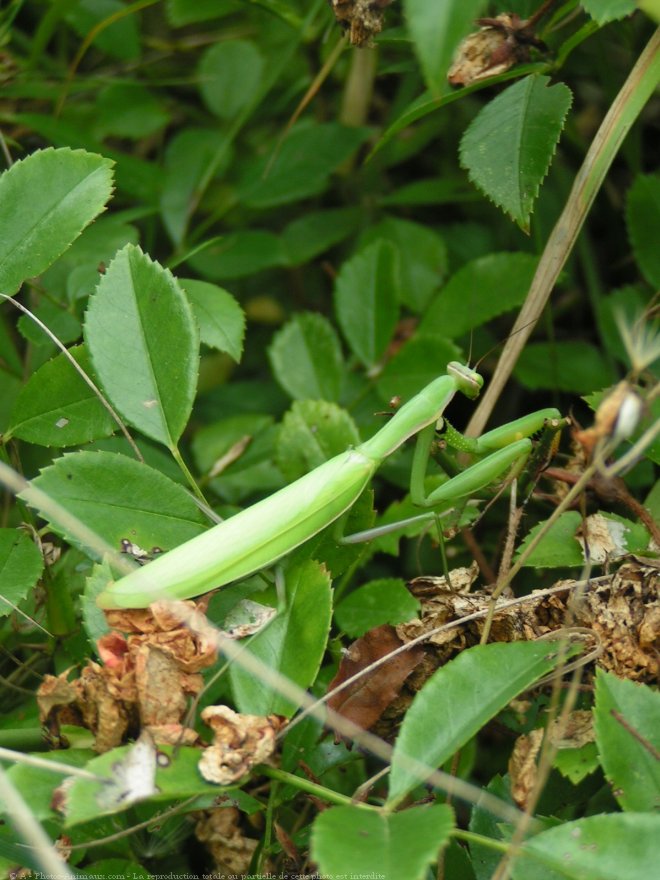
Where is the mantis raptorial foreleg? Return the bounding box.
[96,362,562,610]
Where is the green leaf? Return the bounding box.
[512,813,660,880]
[594,670,660,811]
[626,173,660,287]
[94,83,169,139]
[0,147,114,294]
[64,744,255,826]
[229,559,332,716]
[515,341,616,394]
[65,0,140,60]
[180,278,245,361]
[403,0,487,94]
[0,528,44,618]
[362,217,448,312]
[311,804,454,880]
[198,40,264,120]
[188,230,288,280]
[419,252,538,339]
[388,641,567,805]
[241,123,370,209]
[160,128,228,246]
[8,345,116,447]
[22,450,207,558]
[376,334,461,404]
[553,742,600,784]
[268,312,345,402]
[335,578,419,637]
[84,244,199,448]
[581,0,637,24]
[516,511,583,568]
[167,0,240,26]
[191,414,283,504]
[371,63,547,161]
[282,208,361,266]
[275,400,360,482]
[460,76,572,231]
[334,240,400,369]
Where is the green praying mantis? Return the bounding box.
[96,362,561,610]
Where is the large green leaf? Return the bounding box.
[229,559,332,717]
[581,0,637,23]
[0,528,44,618]
[419,252,538,339]
[268,312,345,402]
[594,670,660,812]
[334,240,400,369]
[311,804,454,880]
[0,147,113,294]
[460,76,572,231]
[8,345,116,447]
[512,813,660,880]
[403,0,487,94]
[335,578,419,638]
[515,341,616,394]
[626,173,660,288]
[84,244,199,448]
[22,450,207,558]
[388,641,567,805]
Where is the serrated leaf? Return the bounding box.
[419,252,538,339]
[229,560,332,716]
[334,240,400,369]
[0,147,114,294]
[581,0,637,24]
[403,0,487,94]
[460,76,572,231]
[512,813,660,880]
[21,451,207,559]
[388,641,566,805]
[84,244,199,448]
[275,400,360,482]
[8,345,116,447]
[311,804,454,880]
[626,173,660,287]
[268,312,344,402]
[0,529,44,618]
[180,278,245,361]
[516,511,583,568]
[594,670,660,812]
[335,578,419,637]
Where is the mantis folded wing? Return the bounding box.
[97,362,560,609]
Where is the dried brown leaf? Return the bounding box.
[326,624,425,732]
[198,705,284,786]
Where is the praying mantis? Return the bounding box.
[96,362,561,610]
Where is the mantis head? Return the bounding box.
[447,362,484,400]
